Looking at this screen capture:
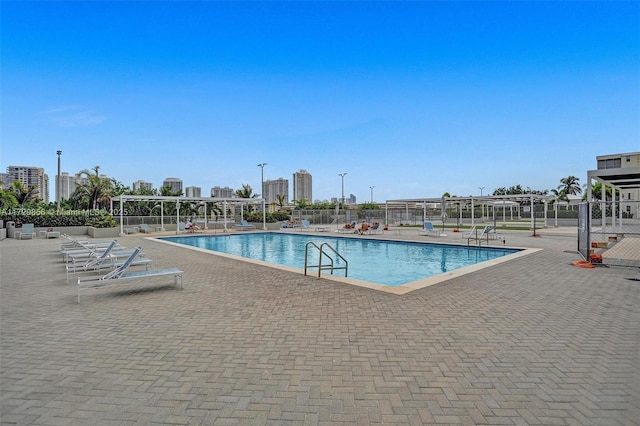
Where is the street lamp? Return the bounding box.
[479,186,485,196]
[338,173,347,205]
[56,150,62,210]
[370,186,375,203]
[478,186,485,218]
[257,163,267,230]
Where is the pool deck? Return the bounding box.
[1,227,639,425]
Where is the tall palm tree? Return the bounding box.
[8,180,39,206]
[558,176,581,196]
[276,194,286,211]
[74,166,115,209]
[235,184,256,214]
[235,184,255,199]
[550,188,568,203]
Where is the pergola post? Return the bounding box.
[176,199,180,235]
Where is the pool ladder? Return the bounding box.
[304,242,348,278]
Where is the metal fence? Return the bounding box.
[578,201,640,267]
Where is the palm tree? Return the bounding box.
[276,194,287,211]
[235,184,256,214]
[586,182,615,201]
[558,176,581,196]
[8,180,39,206]
[74,166,115,209]
[294,199,310,210]
[0,188,18,209]
[235,184,255,199]
[550,188,568,203]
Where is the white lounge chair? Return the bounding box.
[77,247,183,302]
[60,234,113,250]
[63,240,134,263]
[66,240,152,283]
[233,220,256,231]
[139,224,155,233]
[364,222,383,235]
[337,222,356,234]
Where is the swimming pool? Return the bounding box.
[159,233,525,293]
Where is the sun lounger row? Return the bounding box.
[233,220,256,231]
[60,235,184,302]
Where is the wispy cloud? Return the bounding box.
[44,105,107,128]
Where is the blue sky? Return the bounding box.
[2,1,639,202]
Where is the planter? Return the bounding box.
[88,227,120,238]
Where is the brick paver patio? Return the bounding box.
[1,228,638,425]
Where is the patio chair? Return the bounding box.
[139,224,155,233]
[364,222,383,235]
[301,220,311,231]
[233,220,256,231]
[337,222,356,233]
[66,240,151,283]
[18,223,35,239]
[60,234,112,249]
[77,246,184,302]
[420,221,440,237]
[63,240,135,263]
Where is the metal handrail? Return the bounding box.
[304,241,348,278]
[467,227,488,247]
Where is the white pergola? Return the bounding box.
[112,195,264,236]
[386,194,559,228]
[587,164,640,227]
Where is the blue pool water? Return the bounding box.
[162,233,519,287]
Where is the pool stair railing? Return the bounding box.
[304,241,348,278]
[467,226,505,247]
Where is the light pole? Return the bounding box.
[56,150,62,210]
[338,173,347,205]
[258,163,267,230]
[370,186,375,203]
[478,186,485,219]
[479,186,485,196]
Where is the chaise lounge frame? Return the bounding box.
[77,247,184,302]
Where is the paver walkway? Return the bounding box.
[1,228,639,425]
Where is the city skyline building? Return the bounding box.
[264,178,289,204]
[5,165,49,202]
[293,169,312,203]
[57,172,75,201]
[210,186,235,198]
[185,186,202,198]
[132,180,153,191]
[162,177,183,194]
[0,173,10,189]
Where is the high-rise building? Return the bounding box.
[185,186,201,197]
[0,173,10,189]
[133,180,153,191]
[57,172,76,200]
[5,166,49,202]
[264,178,289,204]
[162,177,183,194]
[293,169,312,203]
[210,186,235,198]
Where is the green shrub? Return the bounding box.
[0,208,117,228]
